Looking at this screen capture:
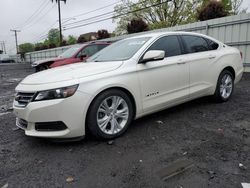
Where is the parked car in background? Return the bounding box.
[13,32,243,140]
[0,54,15,63]
[32,41,110,72]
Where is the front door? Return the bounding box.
[137,35,189,113]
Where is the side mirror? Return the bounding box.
[139,50,165,64]
[79,54,87,60]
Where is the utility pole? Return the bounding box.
[10,29,21,54]
[51,0,66,46]
[0,41,6,54]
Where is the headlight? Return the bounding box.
[33,85,78,101]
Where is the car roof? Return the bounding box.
[126,31,221,44]
[128,31,210,39]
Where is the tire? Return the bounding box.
[214,70,234,102]
[36,64,48,72]
[86,89,134,140]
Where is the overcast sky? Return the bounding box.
[0,0,250,54]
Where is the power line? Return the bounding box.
[64,0,171,31]
[32,21,58,42]
[22,4,56,31]
[65,0,122,20]
[18,0,51,30]
[63,11,114,27]
[63,0,149,27]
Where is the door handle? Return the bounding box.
[208,55,216,59]
[177,62,186,65]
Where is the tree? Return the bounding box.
[231,0,247,14]
[77,35,87,43]
[97,30,110,39]
[19,43,34,53]
[48,28,61,46]
[48,43,57,49]
[61,40,67,46]
[34,43,43,51]
[127,18,149,34]
[68,35,77,45]
[199,0,245,16]
[197,1,228,21]
[113,0,201,35]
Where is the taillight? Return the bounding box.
[240,51,243,60]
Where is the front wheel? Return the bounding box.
[35,64,49,72]
[87,89,134,140]
[214,70,234,102]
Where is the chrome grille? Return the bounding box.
[14,92,35,107]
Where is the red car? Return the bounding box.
[32,41,110,72]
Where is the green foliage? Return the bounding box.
[77,35,87,43]
[97,30,110,39]
[113,0,246,34]
[199,0,245,16]
[48,28,61,46]
[113,0,201,35]
[19,43,34,53]
[127,18,149,34]
[67,35,77,45]
[198,1,229,21]
[34,43,43,51]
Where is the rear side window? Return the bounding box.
[206,39,219,50]
[181,35,209,53]
[148,35,182,57]
[98,44,109,51]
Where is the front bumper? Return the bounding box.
[13,91,91,138]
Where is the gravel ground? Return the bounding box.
[0,64,250,188]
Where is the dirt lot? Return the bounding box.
[0,64,250,188]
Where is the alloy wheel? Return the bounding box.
[97,96,129,135]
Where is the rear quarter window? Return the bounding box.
[206,38,219,50]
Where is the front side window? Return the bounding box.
[147,35,182,57]
[181,35,209,53]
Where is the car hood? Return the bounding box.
[21,61,123,85]
[32,57,65,66]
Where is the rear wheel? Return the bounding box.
[87,89,134,140]
[214,70,234,102]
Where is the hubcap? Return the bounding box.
[220,74,233,99]
[97,96,129,135]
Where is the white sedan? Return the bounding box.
[13,32,243,140]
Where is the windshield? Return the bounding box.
[58,45,82,58]
[88,37,151,62]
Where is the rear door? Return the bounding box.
[180,35,219,97]
[137,35,189,113]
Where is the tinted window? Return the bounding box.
[98,44,109,51]
[206,39,219,50]
[78,45,99,57]
[148,35,181,57]
[182,35,209,53]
